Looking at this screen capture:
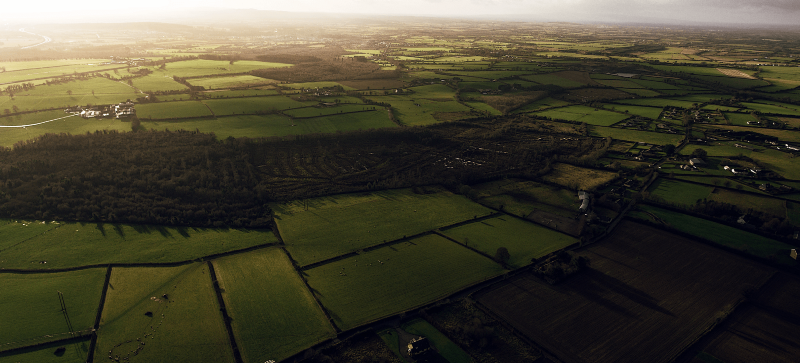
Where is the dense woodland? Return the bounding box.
[0,117,602,227]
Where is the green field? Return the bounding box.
[282,81,355,90]
[0,112,130,148]
[0,338,91,363]
[137,101,213,119]
[202,89,279,98]
[741,102,800,117]
[474,179,580,218]
[613,98,698,109]
[131,73,189,92]
[189,75,276,90]
[603,104,663,119]
[284,104,379,118]
[522,74,586,88]
[707,188,788,218]
[647,178,712,205]
[724,112,760,126]
[274,188,494,266]
[96,264,234,363]
[213,249,335,363]
[163,60,291,78]
[535,105,629,126]
[202,96,313,115]
[0,78,138,112]
[402,319,472,363]
[512,97,571,114]
[366,96,471,126]
[440,216,577,268]
[0,269,106,350]
[305,234,504,330]
[637,205,796,266]
[0,221,276,270]
[590,126,684,145]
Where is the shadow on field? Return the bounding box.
[577,269,675,317]
[95,222,106,236]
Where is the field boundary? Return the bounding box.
[85,265,112,363]
[280,247,341,334]
[432,230,509,269]
[0,241,280,274]
[207,261,244,363]
[0,335,92,359]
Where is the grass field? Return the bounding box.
[366,96,471,126]
[0,221,275,270]
[0,338,91,363]
[378,329,407,363]
[202,96,313,115]
[136,101,213,119]
[284,104,379,118]
[213,249,335,363]
[474,179,580,218]
[590,126,684,145]
[603,104,663,119]
[477,220,774,363]
[741,101,800,117]
[274,187,494,266]
[0,78,138,112]
[637,204,796,265]
[131,74,188,92]
[163,60,291,78]
[440,215,577,268]
[0,269,106,350]
[282,82,355,91]
[305,234,504,330]
[512,97,571,114]
[542,163,618,190]
[401,319,471,363]
[535,105,629,126]
[96,264,234,363]
[522,73,586,88]
[647,178,712,206]
[189,75,275,90]
[613,98,698,109]
[707,188,787,217]
[202,89,279,98]
[0,113,130,148]
[723,112,759,126]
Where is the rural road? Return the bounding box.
[19,28,52,49]
[0,113,78,128]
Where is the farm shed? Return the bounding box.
[408,336,431,356]
[791,249,797,260]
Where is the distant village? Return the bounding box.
[64,100,136,119]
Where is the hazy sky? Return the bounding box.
[5,0,800,25]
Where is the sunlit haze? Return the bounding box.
[4,0,800,26]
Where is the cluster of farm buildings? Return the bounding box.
[64,101,136,119]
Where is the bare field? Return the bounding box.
[477,221,774,363]
[541,163,618,190]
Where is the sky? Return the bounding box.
[4,0,800,26]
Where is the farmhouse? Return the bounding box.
[791,249,797,260]
[407,336,431,357]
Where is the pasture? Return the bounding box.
[0,338,91,363]
[213,249,335,363]
[636,205,796,266]
[707,188,787,218]
[512,97,570,113]
[0,221,275,270]
[163,60,291,78]
[282,82,355,91]
[0,114,129,148]
[474,179,580,218]
[590,126,684,145]
[603,104,663,119]
[522,73,586,88]
[137,101,212,119]
[541,163,618,191]
[284,104,379,118]
[614,98,698,109]
[646,178,712,206]
[96,264,234,363]
[273,187,494,266]
[305,234,504,330]
[131,74,188,92]
[535,105,629,126]
[440,215,577,268]
[202,96,314,115]
[477,221,774,363]
[680,142,800,179]
[189,75,275,90]
[0,269,106,350]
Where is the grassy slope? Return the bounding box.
[213,249,335,363]
[274,188,493,266]
[647,178,712,206]
[96,264,234,363]
[306,234,504,330]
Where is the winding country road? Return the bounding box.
[0,113,77,128]
[19,28,52,49]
